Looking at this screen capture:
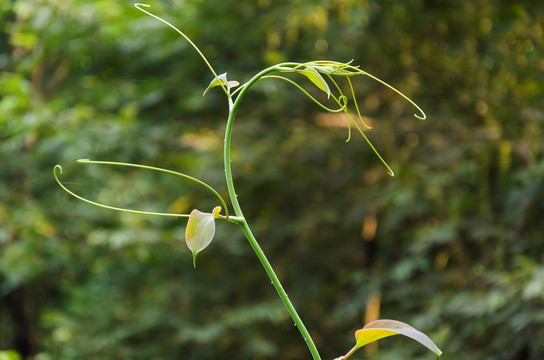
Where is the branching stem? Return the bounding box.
[224,65,322,360]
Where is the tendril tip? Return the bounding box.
[134,3,150,9]
[415,113,426,120]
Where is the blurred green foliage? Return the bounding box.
[1,0,543,359]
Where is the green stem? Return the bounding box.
[238,218,322,360]
[224,65,322,360]
[224,66,276,217]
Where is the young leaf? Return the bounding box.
[295,66,331,98]
[340,319,442,359]
[203,72,239,95]
[185,206,222,267]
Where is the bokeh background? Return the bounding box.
[1,0,543,359]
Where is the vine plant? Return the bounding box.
[54,4,442,360]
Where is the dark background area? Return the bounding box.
[1,1,543,359]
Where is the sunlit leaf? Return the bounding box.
[203,72,239,95]
[295,66,330,98]
[185,206,222,267]
[340,319,442,359]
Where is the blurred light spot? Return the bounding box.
[434,251,449,269]
[264,50,286,66]
[405,132,419,148]
[364,94,380,111]
[476,100,488,116]
[10,32,38,49]
[180,130,221,150]
[315,38,328,52]
[364,292,381,355]
[480,17,492,33]
[266,31,281,49]
[522,39,534,52]
[499,140,511,174]
[516,54,527,67]
[286,28,298,43]
[436,20,448,35]
[315,112,374,128]
[362,215,377,241]
[309,7,328,30]
[168,196,192,215]
[523,267,544,300]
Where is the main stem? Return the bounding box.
[224,66,322,360]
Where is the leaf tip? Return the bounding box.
[296,66,331,97]
[212,206,222,218]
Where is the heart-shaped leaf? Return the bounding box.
[185,206,222,267]
[295,66,330,98]
[203,73,239,95]
[340,319,442,359]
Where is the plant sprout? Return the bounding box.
[54,4,441,359]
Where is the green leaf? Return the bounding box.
[185,206,222,267]
[203,73,239,95]
[311,61,356,76]
[341,319,442,359]
[295,66,330,98]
